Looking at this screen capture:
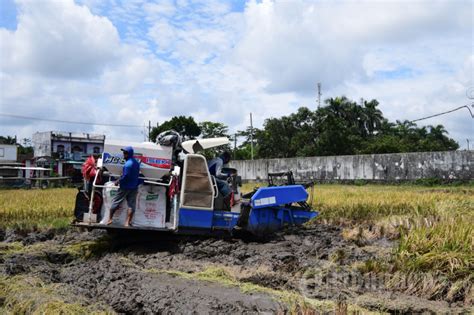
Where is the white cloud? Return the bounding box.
[0,0,121,78]
[1,0,472,149]
[235,0,471,95]
[0,0,149,141]
[102,56,152,94]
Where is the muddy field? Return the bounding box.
[1,224,470,314]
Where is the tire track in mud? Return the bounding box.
[0,225,470,314]
[1,229,284,313]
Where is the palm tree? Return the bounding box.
[0,136,16,144]
[363,100,384,135]
[429,125,448,141]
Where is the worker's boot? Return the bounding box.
[125,209,133,227]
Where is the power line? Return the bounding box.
[410,104,474,123]
[0,113,143,128]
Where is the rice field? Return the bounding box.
[1,184,473,282]
[0,188,76,230]
[243,183,474,282]
[310,185,473,281]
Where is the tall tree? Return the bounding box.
[199,121,229,138]
[150,116,201,141]
[363,99,384,135]
[147,97,459,160]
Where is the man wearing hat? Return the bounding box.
[107,146,140,227]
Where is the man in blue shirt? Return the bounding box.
[107,146,140,227]
[208,151,232,198]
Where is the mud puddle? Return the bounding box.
[0,225,470,313]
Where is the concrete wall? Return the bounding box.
[229,150,473,182]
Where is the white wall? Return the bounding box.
[0,144,18,161]
[32,132,52,157]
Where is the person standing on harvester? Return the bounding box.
[107,146,140,227]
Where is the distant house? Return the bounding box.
[0,143,18,162]
[32,131,105,181]
[33,131,105,160]
[0,144,21,180]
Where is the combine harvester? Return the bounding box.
[73,134,317,237]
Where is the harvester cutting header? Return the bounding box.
[73,130,318,236]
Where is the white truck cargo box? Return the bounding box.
[102,140,173,180]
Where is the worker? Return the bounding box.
[107,146,140,227]
[208,151,232,198]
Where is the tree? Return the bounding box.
[233,143,253,160]
[147,98,459,159]
[18,138,34,155]
[199,121,229,138]
[198,121,231,159]
[0,136,16,144]
[250,97,459,158]
[363,99,384,135]
[423,125,458,151]
[150,116,201,141]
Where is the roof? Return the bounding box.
[0,166,50,171]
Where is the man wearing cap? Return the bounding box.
[107,146,140,227]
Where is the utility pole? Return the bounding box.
[467,139,470,151]
[234,133,237,160]
[250,113,254,160]
[317,82,322,109]
[148,120,151,142]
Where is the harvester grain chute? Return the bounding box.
[73,132,318,237]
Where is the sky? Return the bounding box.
[0,0,473,148]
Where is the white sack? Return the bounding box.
[100,181,128,225]
[132,185,166,228]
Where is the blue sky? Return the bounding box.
[0,0,472,148]
[0,0,17,30]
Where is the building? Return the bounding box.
[0,144,21,181]
[32,131,105,181]
[0,143,18,162]
[33,131,105,160]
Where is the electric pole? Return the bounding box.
[148,120,151,142]
[250,113,254,160]
[317,82,322,109]
[234,133,237,160]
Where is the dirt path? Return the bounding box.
[0,225,470,313]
